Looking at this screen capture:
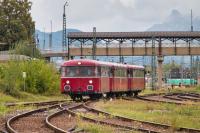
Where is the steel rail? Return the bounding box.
[134,93,200,105]
[67,101,165,133]
[6,104,60,133]
[5,100,70,107]
[83,103,200,133]
[187,93,200,98]
[124,96,184,105]
[177,94,200,102]
[46,103,84,133]
[83,101,200,133]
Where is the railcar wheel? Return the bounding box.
[89,95,95,100]
[134,92,139,97]
[89,94,101,100]
[126,91,133,97]
[70,95,76,101]
[79,95,83,101]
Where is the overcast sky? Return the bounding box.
[30,0,200,32]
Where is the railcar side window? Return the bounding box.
[114,67,127,77]
[133,69,144,77]
[101,66,109,77]
[62,66,100,77]
[114,67,121,77]
[61,67,66,77]
[97,67,101,77]
[121,68,127,77]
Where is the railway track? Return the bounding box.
[164,93,200,103]
[65,101,200,133]
[46,103,84,133]
[1,100,68,133]
[6,104,59,133]
[4,93,200,133]
[5,101,78,133]
[5,100,69,107]
[132,93,200,105]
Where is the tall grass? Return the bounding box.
[0,60,60,97]
[95,99,200,129]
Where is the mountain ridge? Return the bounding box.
[147,9,200,31]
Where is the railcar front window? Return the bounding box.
[62,66,99,77]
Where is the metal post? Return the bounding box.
[81,39,84,57]
[190,9,193,85]
[119,40,123,63]
[144,39,148,66]
[106,40,109,60]
[188,39,193,85]
[157,37,163,89]
[151,37,156,90]
[92,27,96,60]
[131,39,135,64]
[191,9,193,32]
[181,56,184,85]
[63,1,68,51]
[190,55,193,85]
[36,34,39,49]
[43,28,45,50]
[22,72,26,92]
[174,38,177,55]
[49,20,52,50]
[68,39,71,60]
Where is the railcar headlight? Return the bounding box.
[66,80,70,84]
[89,80,93,84]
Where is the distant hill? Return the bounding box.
[35,29,81,51]
[148,9,200,31]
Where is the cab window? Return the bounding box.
[61,66,100,77]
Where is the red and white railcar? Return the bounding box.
[61,59,145,100]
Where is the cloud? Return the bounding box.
[30,0,200,32]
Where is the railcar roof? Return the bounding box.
[62,59,144,69]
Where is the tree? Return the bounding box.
[13,41,42,58]
[0,0,35,47]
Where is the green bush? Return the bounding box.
[197,86,200,90]
[0,60,60,97]
[12,41,42,58]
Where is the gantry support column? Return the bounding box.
[157,56,164,89]
[119,40,123,63]
[157,37,163,89]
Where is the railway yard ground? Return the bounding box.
[92,98,200,129]
[1,87,200,132]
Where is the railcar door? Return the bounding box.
[128,68,133,91]
[109,67,114,93]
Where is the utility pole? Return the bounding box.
[49,20,52,50]
[191,9,193,32]
[190,9,193,85]
[43,28,45,50]
[36,34,39,49]
[63,1,68,51]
